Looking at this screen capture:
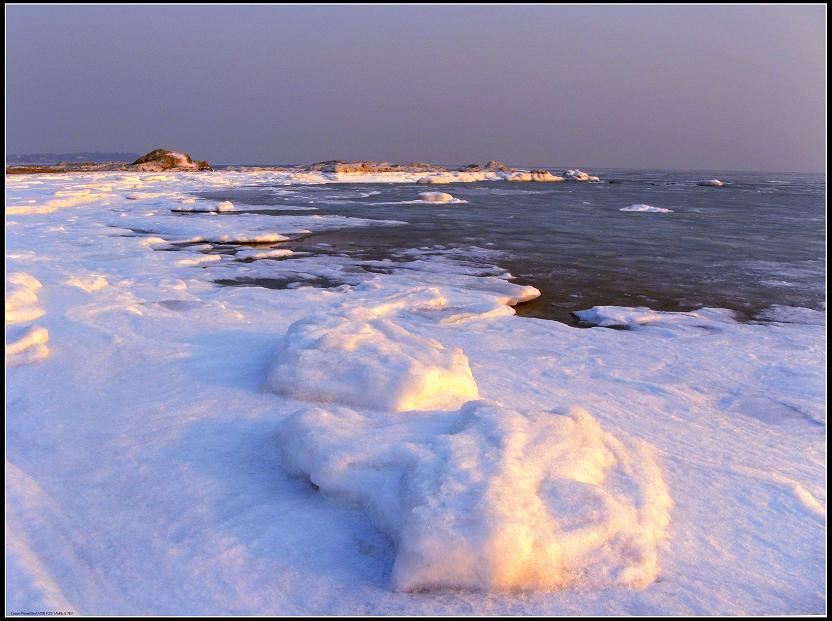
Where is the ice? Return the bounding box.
[564,169,601,182]
[417,191,458,203]
[573,305,737,330]
[176,254,223,267]
[5,169,826,615]
[697,179,725,187]
[620,204,674,213]
[235,248,295,260]
[278,401,671,592]
[171,200,235,213]
[265,288,480,412]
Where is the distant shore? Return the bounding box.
[5,149,605,184]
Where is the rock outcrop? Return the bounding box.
[310,160,447,174]
[132,149,212,171]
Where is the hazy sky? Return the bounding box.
[5,4,826,171]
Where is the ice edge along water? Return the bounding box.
[5,170,826,615]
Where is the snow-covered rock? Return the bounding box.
[132,148,212,172]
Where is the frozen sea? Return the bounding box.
[5,167,827,615]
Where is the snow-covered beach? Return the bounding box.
[5,168,825,615]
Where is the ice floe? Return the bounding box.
[171,200,235,213]
[235,247,295,260]
[620,204,674,213]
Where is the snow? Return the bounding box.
[6,272,45,323]
[278,401,671,592]
[65,274,109,292]
[5,170,826,615]
[6,325,50,367]
[620,204,674,213]
[266,286,481,412]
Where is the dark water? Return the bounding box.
[196,169,826,325]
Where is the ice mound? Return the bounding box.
[697,179,725,187]
[277,400,671,592]
[266,302,479,412]
[6,273,45,324]
[417,192,458,203]
[565,169,601,182]
[620,204,673,213]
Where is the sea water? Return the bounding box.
[199,168,825,325]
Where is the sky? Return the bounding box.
[5,4,826,172]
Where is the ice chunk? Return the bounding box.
[620,204,673,213]
[697,179,725,187]
[277,401,671,592]
[176,254,222,267]
[564,169,601,182]
[573,305,737,331]
[171,200,235,213]
[417,191,456,203]
[235,248,295,260]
